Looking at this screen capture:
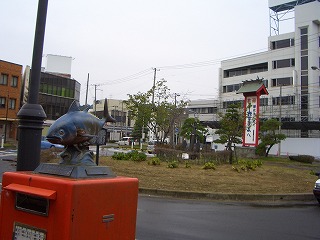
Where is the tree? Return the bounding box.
[180,117,208,151]
[258,118,286,157]
[124,79,188,143]
[214,103,243,164]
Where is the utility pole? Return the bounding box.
[278,84,282,156]
[85,73,89,106]
[151,68,160,107]
[172,93,180,147]
[93,84,102,116]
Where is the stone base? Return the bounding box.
[34,163,116,179]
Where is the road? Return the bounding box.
[136,195,320,240]
[1,149,319,240]
[0,149,17,182]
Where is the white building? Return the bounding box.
[188,0,320,156]
[220,0,320,139]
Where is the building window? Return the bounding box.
[272,96,295,105]
[0,97,6,108]
[271,77,293,87]
[0,74,8,85]
[223,84,241,93]
[270,38,294,50]
[11,76,18,87]
[272,59,295,69]
[300,27,308,50]
[260,98,268,106]
[9,99,16,109]
[223,100,243,109]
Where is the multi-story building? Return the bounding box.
[186,1,320,156]
[219,0,320,139]
[22,55,81,121]
[93,99,134,141]
[0,60,22,141]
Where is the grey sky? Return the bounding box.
[1,0,277,105]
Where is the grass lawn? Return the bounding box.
[41,149,320,195]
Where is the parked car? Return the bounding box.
[313,173,320,204]
[41,140,64,150]
[117,137,133,146]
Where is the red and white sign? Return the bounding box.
[244,96,258,146]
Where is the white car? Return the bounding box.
[117,137,133,146]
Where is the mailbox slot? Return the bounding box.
[16,193,49,216]
[4,183,56,216]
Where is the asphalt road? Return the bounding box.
[136,195,320,240]
[0,149,17,183]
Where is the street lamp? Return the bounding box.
[311,66,319,71]
[16,0,48,171]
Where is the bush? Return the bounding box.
[202,162,216,170]
[112,152,129,160]
[167,160,179,168]
[185,161,191,168]
[289,155,314,164]
[148,157,161,166]
[155,147,183,162]
[232,159,263,172]
[256,143,266,156]
[112,150,146,161]
[201,151,229,165]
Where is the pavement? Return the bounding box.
[0,149,319,206]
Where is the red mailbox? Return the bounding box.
[0,171,138,240]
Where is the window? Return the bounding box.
[271,38,294,50]
[272,96,295,105]
[0,97,6,108]
[9,99,16,109]
[300,27,308,50]
[271,77,293,87]
[260,98,268,106]
[0,74,8,85]
[11,76,18,87]
[272,59,295,69]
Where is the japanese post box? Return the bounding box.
[0,171,138,240]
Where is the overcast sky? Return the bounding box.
[1,0,283,105]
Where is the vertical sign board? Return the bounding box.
[243,95,259,146]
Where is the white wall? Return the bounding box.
[268,138,320,158]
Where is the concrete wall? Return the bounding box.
[210,137,320,159]
[268,138,320,158]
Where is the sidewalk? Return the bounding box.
[139,188,317,206]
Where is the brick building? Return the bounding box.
[0,60,22,141]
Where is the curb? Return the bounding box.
[139,188,317,204]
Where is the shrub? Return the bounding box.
[185,161,191,168]
[112,150,146,161]
[201,151,229,165]
[155,147,183,162]
[232,159,263,172]
[289,155,314,164]
[202,162,216,170]
[148,157,161,166]
[167,160,179,168]
[112,152,129,160]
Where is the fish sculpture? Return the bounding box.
[47,98,115,146]
[46,98,115,165]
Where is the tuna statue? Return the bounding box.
[46,98,115,165]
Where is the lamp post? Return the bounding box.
[16,0,48,171]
